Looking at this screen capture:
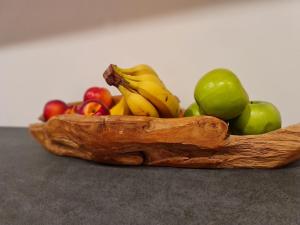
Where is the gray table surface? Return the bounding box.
[0,127,299,225]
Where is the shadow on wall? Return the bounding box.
[0,0,273,47]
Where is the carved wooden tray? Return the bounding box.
[29,113,300,169]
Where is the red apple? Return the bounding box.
[78,100,110,116]
[83,87,113,108]
[43,100,68,121]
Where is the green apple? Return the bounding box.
[184,102,205,117]
[230,101,281,135]
[194,68,249,120]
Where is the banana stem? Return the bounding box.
[103,64,121,86]
[103,64,131,89]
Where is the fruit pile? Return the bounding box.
[42,86,112,121]
[42,64,180,121]
[41,65,281,135]
[185,68,281,135]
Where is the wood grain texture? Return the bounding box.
[29,114,300,169]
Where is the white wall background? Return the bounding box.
[0,0,299,127]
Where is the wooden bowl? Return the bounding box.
[29,110,300,169]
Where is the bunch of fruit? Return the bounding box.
[41,64,281,136]
[185,68,282,135]
[42,64,180,121]
[103,64,180,118]
[42,87,113,121]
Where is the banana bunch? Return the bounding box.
[104,64,180,118]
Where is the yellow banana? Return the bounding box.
[109,97,130,116]
[116,64,158,76]
[124,79,180,118]
[103,63,181,118]
[112,65,166,88]
[118,85,159,117]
